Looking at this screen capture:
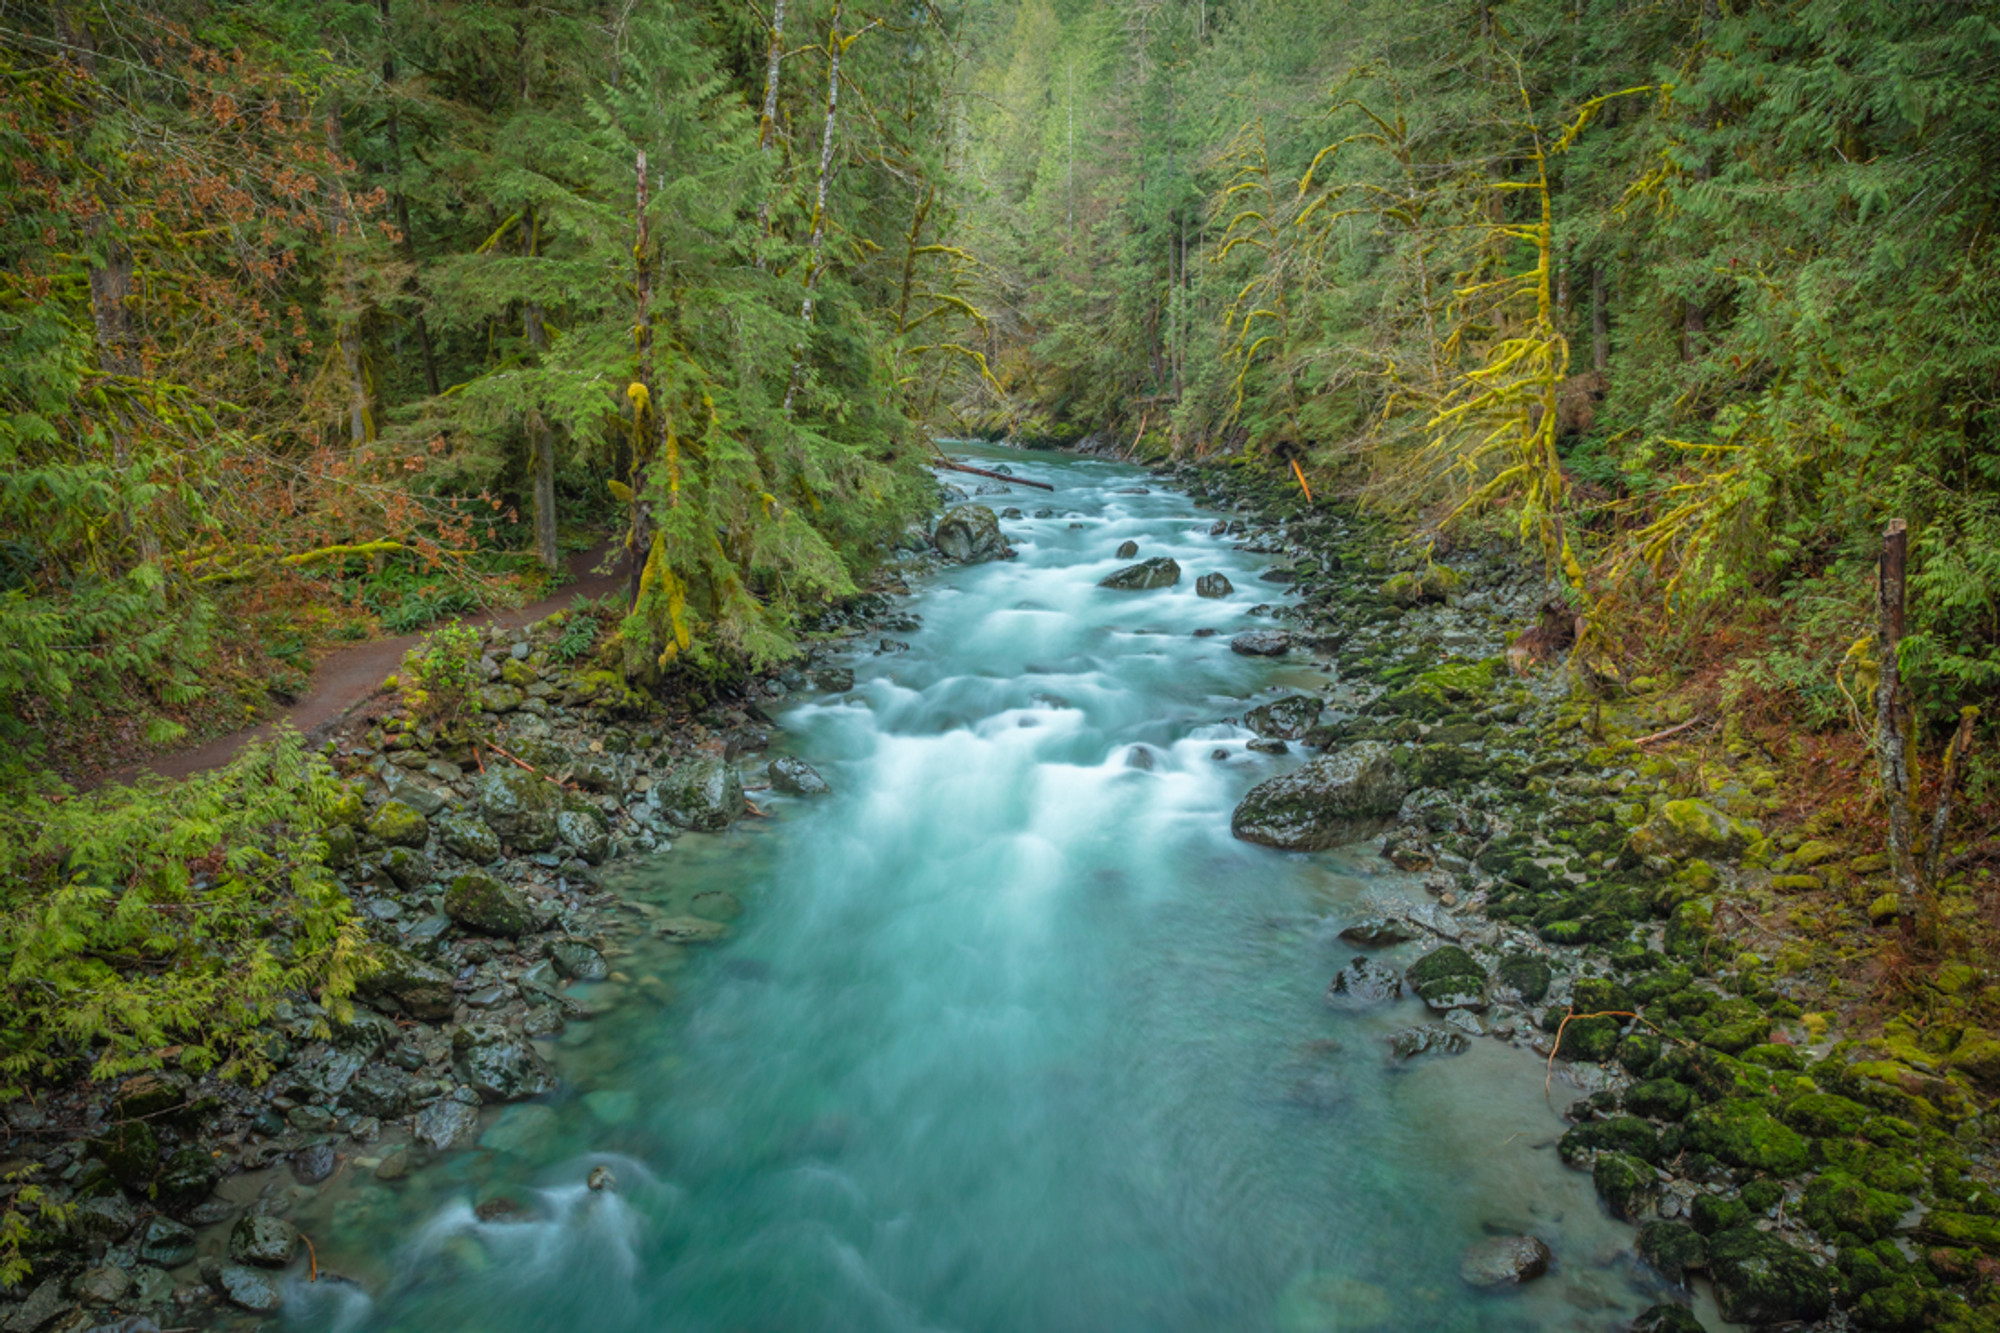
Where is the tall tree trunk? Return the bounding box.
[754,0,788,266]
[522,206,558,572]
[1591,262,1610,373]
[783,2,851,416]
[1876,519,1925,944]
[324,111,371,446]
[381,0,441,396]
[628,152,656,609]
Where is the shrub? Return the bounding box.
[398,622,481,724]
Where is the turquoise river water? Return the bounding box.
[283,448,1672,1332]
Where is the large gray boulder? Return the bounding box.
[652,757,746,832]
[474,767,560,852]
[451,1024,558,1103]
[1196,572,1233,598]
[768,755,831,796]
[933,505,1008,563]
[556,808,610,864]
[1099,557,1180,590]
[443,871,531,937]
[436,811,501,863]
[1243,694,1323,740]
[356,949,457,1022]
[1230,742,1407,850]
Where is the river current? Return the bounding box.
[287,448,1661,1332]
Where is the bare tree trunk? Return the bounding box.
[783,2,853,416]
[1876,519,1925,943]
[1591,262,1610,373]
[1925,707,1980,890]
[754,0,789,265]
[325,111,371,446]
[381,0,440,396]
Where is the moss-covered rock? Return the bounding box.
[1405,945,1484,989]
[1783,1092,1871,1138]
[1629,798,1761,861]
[1618,1033,1663,1077]
[1626,1078,1694,1121]
[366,799,430,848]
[1691,1193,1751,1235]
[1636,1220,1708,1283]
[475,765,561,851]
[1707,1226,1832,1325]
[443,871,531,937]
[355,949,457,1021]
[1592,1151,1658,1222]
[437,812,502,864]
[1558,1014,1623,1063]
[1229,742,1407,850]
[1495,953,1552,1002]
[1559,1116,1660,1165]
[1380,564,1462,607]
[1684,1099,1811,1175]
[1703,1017,1772,1055]
[90,1120,159,1189]
[1918,1211,2000,1253]
[1801,1171,1910,1242]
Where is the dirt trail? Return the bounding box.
[102,542,626,788]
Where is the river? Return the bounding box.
[284,447,1660,1332]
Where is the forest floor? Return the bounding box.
[93,541,626,790]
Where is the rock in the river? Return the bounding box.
[1115,539,1139,558]
[1388,1025,1469,1060]
[1229,630,1291,656]
[1339,916,1420,948]
[1459,1234,1552,1287]
[475,767,560,851]
[1636,1220,1708,1284]
[452,1023,558,1102]
[291,1142,337,1184]
[1246,738,1288,754]
[1230,742,1406,850]
[443,871,531,937]
[1243,694,1323,739]
[1629,1305,1706,1333]
[413,1097,481,1151]
[1099,557,1181,590]
[229,1214,298,1267]
[551,939,608,980]
[1195,572,1232,598]
[652,756,746,832]
[933,505,1008,563]
[768,755,831,796]
[216,1264,284,1313]
[1706,1227,1831,1325]
[1325,956,1402,1005]
[436,812,502,864]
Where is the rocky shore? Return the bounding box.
[1159,458,2000,1332]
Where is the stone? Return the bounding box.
[1635,1221,1707,1283]
[216,1264,283,1313]
[153,1146,219,1213]
[654,916,729,942]
[1243,694,1323,740]
[1458,1234,1552,1287]
[444,871,532,937]
[1230,742,1406,850]
[475,766,561,851]
[1706,1227,1831,1325]
[1628,799,1760,861]
[477,682,523,713]
[291,1143,337,1185]
[1404,944,1483,988]
[1494,953,1552,1003]
[356,950,457,1022]
[91,1120,159,1190]
[768,755,831,796]
[374,1146,412,1181]
[1229,630,1291,656]
[341,1066,410,1119]
[70,1193,137,1242]
[652,757,746,832]
[138,1216,197,1268]
[1195,572,1233,598]
[1245,738,1287,754]
[478,1103,559,1157]
[1799,1171,1909,1242]
[379,845,430,891]
[365,799,429,848]
[229,1213,298,1267]
[72,1267,131,1306]
[933,505,1009,563]
[436,812,501,863]
[555,808,610,865]
[1115,539,1139,558]
[1683,1099,1810,1175]
[1338,916,1419,948]
[1592,1151,1658,1222]
[1388,1025,1469,1060]
[412,1097,481,1152]
[1098,557,1181,590]
[1629,1305,1705,1333]
[452,1024,558,1102]
[550,940,608,981]
[1625,1079,1694,1121]
[1325,956,1402,1005]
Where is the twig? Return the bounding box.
[1631,715,1709,746]
[744,800,768,818]
[478,740,577,791]
[302,1231,318,1282]
[1545,1008,1638,1099]
[1290,457,1314,503]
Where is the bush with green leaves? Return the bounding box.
[0,731,368,1099]
[398,622,482,725]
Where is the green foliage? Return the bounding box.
[0,731,368,1098]
[0,1162,70,1290]
[551,613,599,666]
[399,623,481,725]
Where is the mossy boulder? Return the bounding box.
[1559,1116,1660,1165]
[90,1120,159,1189]
[475,766,560,851]
[1629,799,1760,861]
[652,756,747,832]
[1800,1171,1910,1242]
[1099,556,1181,590]
[1243,694,1325,740]
[356,949,458,1021]
[1229,742,1407,850]
[1558,1014,1624,1063]
[327,783,366,827]
[444,871,532,937]
[1691,1193,1751,1235]
[1379,658,1497,720]
[1636,1220,1708,1283]
[1707,1227,1832,1325]
[1684,1099,1811,1175]
[1917,1210,2000,1253]
[1404,945,1484,989]
[1702,1017,1772,1055]
[1626,1078,1694,1121]
[1380,564,1462,606]
[1592,1151,1658,1221]
[366,799,430,848]
[1495,953,1552,1002]
[933,505,1008,563]
[437,812,502,864]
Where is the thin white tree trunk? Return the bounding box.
[783,1,848,416]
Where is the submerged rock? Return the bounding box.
[413,1098,480,1152]
[1458,1234,1552,1287]
[1099,557,1181,590]
[1326,956,1402,1005]
[933,505,1008,563]
[1388,1025,1469,1060]
[217,1263,283,1313]
[768,755,831,796]
[1243,694,1323,739]
[1230,742,1406,850]
[452,1024,558,1103]
[1229,630,1291,656]
[1706,1226,1831,1325]
[229,1214,298,1267]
